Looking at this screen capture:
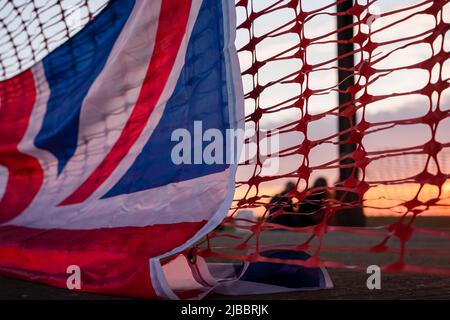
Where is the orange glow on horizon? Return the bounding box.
[232,180,450,218]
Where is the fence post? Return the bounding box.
[333,0,366,226]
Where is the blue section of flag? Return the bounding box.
[239,250,328,289]
[103,0,230,198]
[35,0,135,174]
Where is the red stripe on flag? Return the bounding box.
[0,70,43,223]
[0,220,206,298]
[60,0,193,206]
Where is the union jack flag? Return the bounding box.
[0,0,243,298]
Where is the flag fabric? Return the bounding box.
[212,250,333,296]
[0,0,243,299]
[161,250,333,299]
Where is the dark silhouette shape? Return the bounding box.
[268,182,296,227]
[296,177,329,227]
[268,179,330,228]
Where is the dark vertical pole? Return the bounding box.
[334,0,365,226]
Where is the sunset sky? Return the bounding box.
[234,0,450,217]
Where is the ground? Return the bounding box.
[1,217,449,300]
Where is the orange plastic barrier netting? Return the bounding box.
[197,0,450,275]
